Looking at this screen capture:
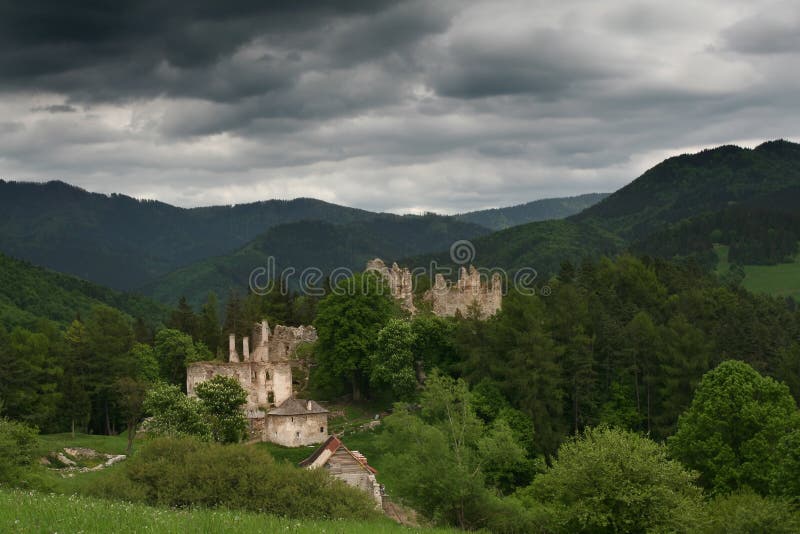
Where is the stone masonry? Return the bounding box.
[367,259,502,319]
[186,319,328,445]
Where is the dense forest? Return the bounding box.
[3,251,799,532]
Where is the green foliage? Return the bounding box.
[0,418,40,487]
[142,383,210,440]
[369,319,418,400]
[314,272,399,400]
[114,377,149,454]
[92,437,380,521]
[0,252,167,331]
[154,328,210,386]
[521,426,703,534]
[0,327,60,428]
[668,360,800,495]
[194,376,248,444]
[378,373,534,529]
[770,429,800,498]
[701,489,800,534]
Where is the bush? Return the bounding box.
[0,418,40,487]
[519,426,704,533]
[92,436,380,520]
[701,490,800,533]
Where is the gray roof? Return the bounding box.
[268,398,328,416]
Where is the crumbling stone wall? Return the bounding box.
[367,259,502,319]
[425,266,502,319]
[366,258,415,313]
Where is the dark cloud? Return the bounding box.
[0,1,799,213]
[430,29,614,99]
[31,104,77,113]
[0,0,423,103]
[722,3,800,54]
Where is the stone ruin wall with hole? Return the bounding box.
[186,320,318,412]
[366,259,502,319]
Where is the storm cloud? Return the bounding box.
[0,0,799,213]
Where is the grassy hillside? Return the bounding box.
[714,245,800,301]
[454,192,609,230]
[0,252,167,329]
[0,489,443,534]
[142,215,489,306]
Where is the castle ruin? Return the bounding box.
[365,258,415,313]
[186,319,328,446]
[366,259,502,319]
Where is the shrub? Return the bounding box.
[92,436,380,520]
[520,426,704,533]
[0,418,40,487]
[141,383,210,440]
[701,489,800,533]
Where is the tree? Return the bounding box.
[115,377,148,454]
[314,272,398,400]
[142,383,210,440]
[521,426,703,533]
[770,429,800,498]
[197,292,222,357]
[60,320,91,435]
[0,418,40,487]
[701,489,800,534]
[370,319,418,400]
[84,305,136,434]
[194,375,248,443]
[153,328,211,387]
[668,360,800,495]
[167,296,199,339]
[0,327,60,429]
[378,373,532,528]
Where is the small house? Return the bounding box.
[299,435,382,507]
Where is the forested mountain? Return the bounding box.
[0,180,380,290]
[0,253,167,330]
[454,192,609,230]
[0,180,595,291]
[413,140,800,285]
[574,139,800,239]
[408,219,623,279]
[142,215,489,306]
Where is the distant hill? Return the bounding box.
[455,192,609,230]
[0,180,599,292]
[142,215,490,306]
[0,180,377,290]
[406,219,623,280]
[0,253,167,330]
[574,140,800,239]
[411,140,800,288]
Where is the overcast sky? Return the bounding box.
[1,0,799,213]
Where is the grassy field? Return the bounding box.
[0,489,451,534]
[714,244,800,300]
